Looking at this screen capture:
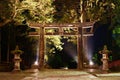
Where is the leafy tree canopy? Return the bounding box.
[0,0,55,27]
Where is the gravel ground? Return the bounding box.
[0,69,120,80]
[96,72,120,80]
[99,77,120,80]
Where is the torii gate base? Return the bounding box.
[29,22,94,70]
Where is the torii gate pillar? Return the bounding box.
[39,27,45,70]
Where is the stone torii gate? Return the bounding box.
[29,22,94,70]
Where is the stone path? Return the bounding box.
[22,69,100,80]
[0,69,120,80]
[0,69,100,80]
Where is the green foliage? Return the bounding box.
[112,0,120,47]
[53,0,80,23]
[63,36,77,45]
[45,35,77,68]
[92,53,98,62]
[45,36,63,54]
[0,0,13,19]
[53,0,116,23]
[0,0,55,25]
[113,28,120,47]
[45,36,63,68]
[0,0,16,27]
[109,56,113,61]
[14,0,55,23]
[85,0,115,22]
[0,0,119,24]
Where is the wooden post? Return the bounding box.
[39,27,45,70]
[77,25,83,70]
[0,28,1,64]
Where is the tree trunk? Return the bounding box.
[80,0,86,23]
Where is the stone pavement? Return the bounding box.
[0,69,100,80]
[95,72,120,80]
[0,69,120,80]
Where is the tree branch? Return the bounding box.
[0,19,11,27]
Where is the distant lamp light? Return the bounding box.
[61,66,68,70]
[64,67,68,70]
[89,60,94,66]
[34,61,38,65]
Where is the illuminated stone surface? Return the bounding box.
[0,69,120,80]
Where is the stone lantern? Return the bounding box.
[11,45,23,72]
[99,45,110,72]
